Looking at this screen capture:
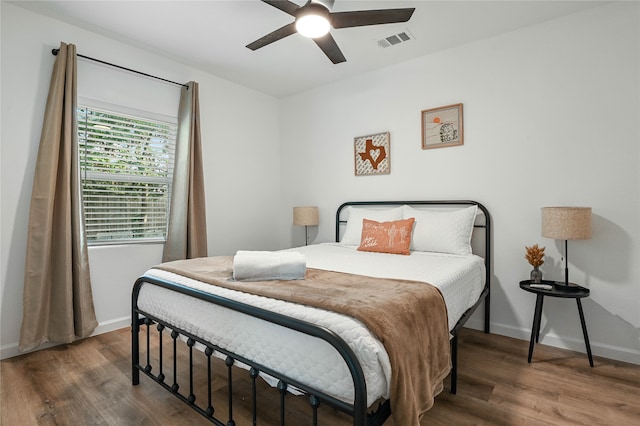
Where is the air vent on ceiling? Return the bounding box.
[377,31,413,48]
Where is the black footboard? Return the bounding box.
[132,276,390,426]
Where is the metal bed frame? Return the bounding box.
[131,200,491,425]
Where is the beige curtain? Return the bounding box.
[163,82,208,262]
[19,42,98,352]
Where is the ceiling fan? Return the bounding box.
[246,0,416,64]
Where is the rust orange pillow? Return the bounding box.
[357,218,415,255]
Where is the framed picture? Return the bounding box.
[354,131,390,176]
[421,103,463,149]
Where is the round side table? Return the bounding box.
[520,279,593,366]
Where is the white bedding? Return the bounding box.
[137,243,485,407]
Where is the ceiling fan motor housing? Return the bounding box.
[297,3,331,21]
[310,0,335,11]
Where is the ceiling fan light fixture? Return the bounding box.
[296,4,331,38]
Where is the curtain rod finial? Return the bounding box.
[52,48,59,56]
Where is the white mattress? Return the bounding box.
[137,243,485,407]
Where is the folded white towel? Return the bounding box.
[232,250,306,281]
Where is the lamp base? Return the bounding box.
[552,281,582,292]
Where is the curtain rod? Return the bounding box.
[51,48,188,89]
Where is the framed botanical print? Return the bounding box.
[421,103,463,149]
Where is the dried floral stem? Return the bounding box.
[525,244,545,267]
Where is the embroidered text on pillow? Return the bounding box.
[357,218,415,255]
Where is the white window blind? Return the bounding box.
[77,106,177,244]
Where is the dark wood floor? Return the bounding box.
[2,327,638,425]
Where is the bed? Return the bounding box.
[131,200,491,426]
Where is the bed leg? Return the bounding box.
[131,315,140,386]
[484,291,491,333]
[450,334,458,394]
[368,400,391,426]
[131,278,145,386]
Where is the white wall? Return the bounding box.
[1,3,282,358]
[279,2,640,364]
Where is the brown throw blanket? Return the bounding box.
[153,256,451,426]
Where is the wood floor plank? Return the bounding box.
[2,327,638,425]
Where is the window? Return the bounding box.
[77,105,177,244]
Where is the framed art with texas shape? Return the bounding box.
[421,103,463,149]
[354,131,390,176]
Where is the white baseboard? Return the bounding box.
[0,316,130,360]
[464,318,640,365]
[92,316,130,336]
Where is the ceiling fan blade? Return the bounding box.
[261,0,301,17]
[246,22,297,50]
[313,33,346,64]
[331,8,415,29]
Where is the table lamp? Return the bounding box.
[541,207,592,287]
[293,206,319,246]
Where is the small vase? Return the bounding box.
[530,266,542,283]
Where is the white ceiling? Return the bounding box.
[14,0,608,97]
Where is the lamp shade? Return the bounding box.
[293,206,319,226]
[541,207,592,240]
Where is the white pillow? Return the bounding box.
[340,206,404,245]
[403,205,478,255]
